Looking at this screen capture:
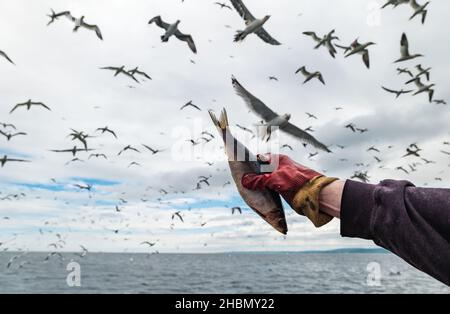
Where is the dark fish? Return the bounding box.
[209,108,287,234]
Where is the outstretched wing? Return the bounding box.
[82,22,103,40]
[303,31,321,42]
[0,50,14,64]
[255,28,281,45]
[231,77,278,122]
[382,86,396,94]
[148,15,170,30]
[282,123,331,152]
[174,31,197,53]
[230,0,255,22]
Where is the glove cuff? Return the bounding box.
[291,175,339,228]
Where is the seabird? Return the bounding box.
[381,0,409,9]
[10,100,51,114]
[141,241,156,247]
[295,66,325,85]
[343,39,375,69]
[0,130,27,141]
[232,76,330,152]
[268,76,278,81]
[230,0,280,45]
[148,16,197,53]
[381,86,413,98]
[281,144,293,150]
[0,50,14,65]
[63,12,103,40]
[142,145,164,155]
[171,211,184,222]
[50,146,93,157]
[214,2,232,9]
[231,207,242,215]
[0,122,16,130]
[433,99,447,105]
[128,67,152,80]
[303,30,339,58]
[100,66,139,83]
[397,67,414,77]
[96,126,118,138]
[180,101,201,111]
[405,77,435,102]
[0,155,30,167]
[415,64,431,81]
[46,9,70,26]
[89,153,107,159]
[409,0,430,24]
[128,162,141,168]
[74,184,92,191]
[395,33,423,63]
[118,145,140,156]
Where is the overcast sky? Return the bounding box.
[1,0,449,253]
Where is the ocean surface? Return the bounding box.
[0,252,448,294]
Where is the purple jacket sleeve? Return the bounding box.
[341,179,450,286]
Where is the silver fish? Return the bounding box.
[209,108,287,234]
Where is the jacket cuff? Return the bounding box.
[340,180,378,240]
[292,176,339,228]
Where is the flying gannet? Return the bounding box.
[230,0,280,45]
[148,16,197,53]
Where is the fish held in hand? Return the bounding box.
[209,108,287,234]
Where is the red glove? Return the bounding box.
[242,154,322,205]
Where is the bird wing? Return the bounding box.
[0,129,7,137]
[382,86,397,94]
[148,16,170,30]
[400,33,410,57]
[9,103,25,114]
[0,51,14,64]
[230,0,255,22]
[282,122,330,152]
[136,70,152,80]
[231,77,278,122]
[255,28,281,45]
[303,31,321,42]
[81,22,103,40]
[63,11,76,22]
[174,31,197,53]
[34,102,51,111]
[318,73,325,85]
[100,66,120,71]
[362,50,370,69]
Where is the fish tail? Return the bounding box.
[208,108,229,131]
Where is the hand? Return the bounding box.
[242,154,322,205]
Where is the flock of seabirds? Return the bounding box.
[1,0,449,268]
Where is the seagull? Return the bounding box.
[405,77,435,102]
[128,162,141,168]
[0,50,14,65]
[118,145,140,156]
[50,146,93,157]
[0,130,27,141]
[180,101,201,111]
[433,99,447,105]
[306,112,318,119]
[235,124,255,137]
[141,241,156,247]
[268,76,278,81]
[345,123,357,132]
[63,12,103,40]
[231,207,242,215]
[172,211,184,222]
[295,66,325,85]
[403,147,422,157]
[395,33,423,63]
[10,100,51,114]
[415,64,431,81]
[409,0,430,24]
[397,67,414,77]
[343,39,375,69]
[96,126,118,139]
[230,0,280,45]
[214,2,232,9]
[281,144,293,151]
[351,171,370,183]
[100,66,139,83]
[367,146,380,153]
[142,145,165,155]
[0,122,16,130]
[89,153,107,159]
[381,86,413,98]
[74,184,92,191]
[232,76,330,152]
[128,67,152,80]
[148,16,197,53]
[0,155,30,167]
